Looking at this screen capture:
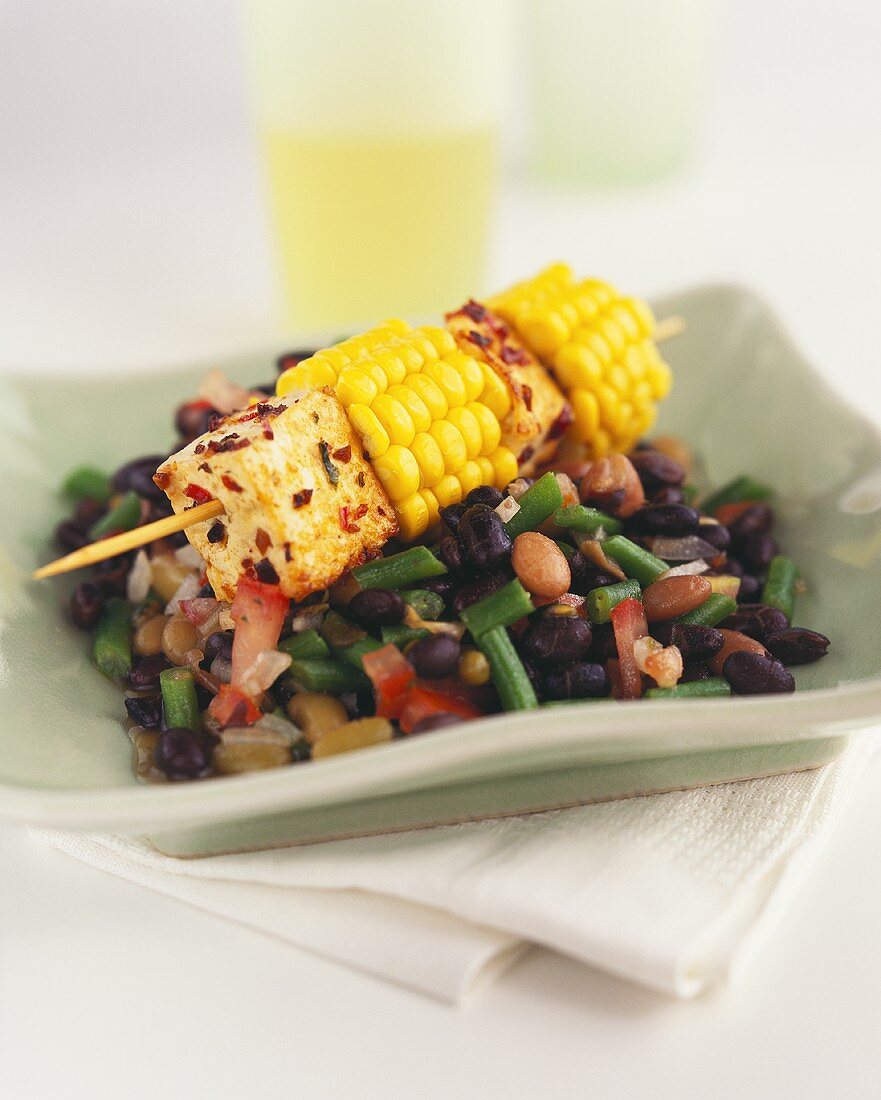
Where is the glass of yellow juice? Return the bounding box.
[242,0,508,332]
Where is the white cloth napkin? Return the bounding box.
[39,734,875,1003]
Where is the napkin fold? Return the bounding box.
[39,734,875,1003]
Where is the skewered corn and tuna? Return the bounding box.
[488,263,672,458]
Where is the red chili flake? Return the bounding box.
[206,433,249,455]
[255,528,272,555]
[332,444,352,463]
[311,412,320,424]
[461,299,488,323]
[547,401,575,441]
[356,471,366,488]
[194,443,206,455]
[255,402,285,418]
[467,329,492,349]
[519,445,535,465]
[292,488,313,508]
[261,418,274,440]
[241,557,253,571]
[283,542,292,563]
[184,483,213,504]
[197,462,211,473]
[221,474,243,493]
[501,344,529,365]
[255,558,280,584]
[339,502,369,533]
[154,470,171,490]
[208,413,224,432]
[521,384,533,411]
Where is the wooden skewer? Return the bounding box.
[32,499,224,580]
[32,316,687,582]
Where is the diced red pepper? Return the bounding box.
[610,597,649,700]
[229,577,289,689]
[208,684,263,728]
[362,644,415,719]
[399,687,483,735]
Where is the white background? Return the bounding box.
[2,1,881,1096]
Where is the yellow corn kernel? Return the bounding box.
[488,446,519,487]
[624,342,649,379]
[475,455,495,485]
[443,349,485,402]
[433,474,463,508]
[619,297,655,338]
[405,373,448,421]
[429,420,468,472]
[606,301,642,342]
[467,401,502,455]
[553,345,603,389]
[596,315,627,358]
[373,445,421,502]
[377,318,411,336]
[578,328,613,366]
[314,348,351,372]
[370,394,416,448]
[647,360,672,400]
[447,406,482,458]
[335,368,378,409]
[389,340,425,374]
[405,330,440,361]
[422,360,467,408]
[595,383,624,434]
[632,379,653,410]
[422,326,457,357]
[604,361,631,395]
[370,349,407,387]
[458,459,484,497]
[395,493,430,541]
[347,404,390,460]
[578,279,616,308]
[409,432,445,487]
[592,428,611,457]
[276,359,336,396]
[571,389,600,440]
[520,309,570,357]
[478,363,512,419]
[359,360,389,394]
[572,292,602,323]
[418,488,440,531]
[387,384,431,433]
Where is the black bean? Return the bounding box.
[439,535,464,573]
[55,520,90,551]
[543,662,610,700]
[440,503,468,535]
[272,677,296,706]
[764,628,830,666]
[348,588,406,627]
[452,571,513,614]
[698,523,731,552]
[586,622,618,662]
[728,504,774,546]
[650,486,686,505]
[737,575,763,603]
[629,450,685,490]
[70,582,104,629]
[174,402,216,440]
[680,663,713,683]
[92,553,132,595]
[127,653,170,692]
[155,727,214,780]
[458,505,512,571]
[203,630,234,663]
[569,555,618,597]
[521,616,592,667]
[111,455,167,497]
[465,485,504,509]
[724,558,744,577]
[408,634,461,679]
[411,712,464,734]
[419,575,457,603]
[290,740,312,762]
[739,532,777,573]
[632,504,700,537]
[72,497,106,530]
[722,604,789,640]
[670,624,724,661]
[722,651,795,695]
[125,694,162,729]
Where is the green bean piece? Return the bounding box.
[287,658,370,694]
[62,465,112,504]
[401,588,446,621]
[602,535,668,587]
[477,626,538,711]
[89,490,142,540]
[460,579,534,639]
[93,597,133,680]
[278,629,331,660]
[584,579,642,624]
[505,472,564,538]
[700,475,772,516]
[320,610,366,650]
[337,635,385,669]
[646,678,731,699]
[553,504,623,537]
[159,667,201,731]
[674,593,737,627]
[761,555,798,621]
[353,546,447,590]
[381,624,428,649]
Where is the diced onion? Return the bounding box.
[126,549,152,604]
[649,535,720,561]
[165,573,202,615]
[175,543,204,571]
[658,560,710,580]
[237,649,292,697]
[494,496,521,523]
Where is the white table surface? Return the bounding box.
[2,2,881,1096]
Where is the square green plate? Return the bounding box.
[2,284,879,855]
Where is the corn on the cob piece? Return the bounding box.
[445,300,572,476]
[488,264,672,459]
[278,323,518,541]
